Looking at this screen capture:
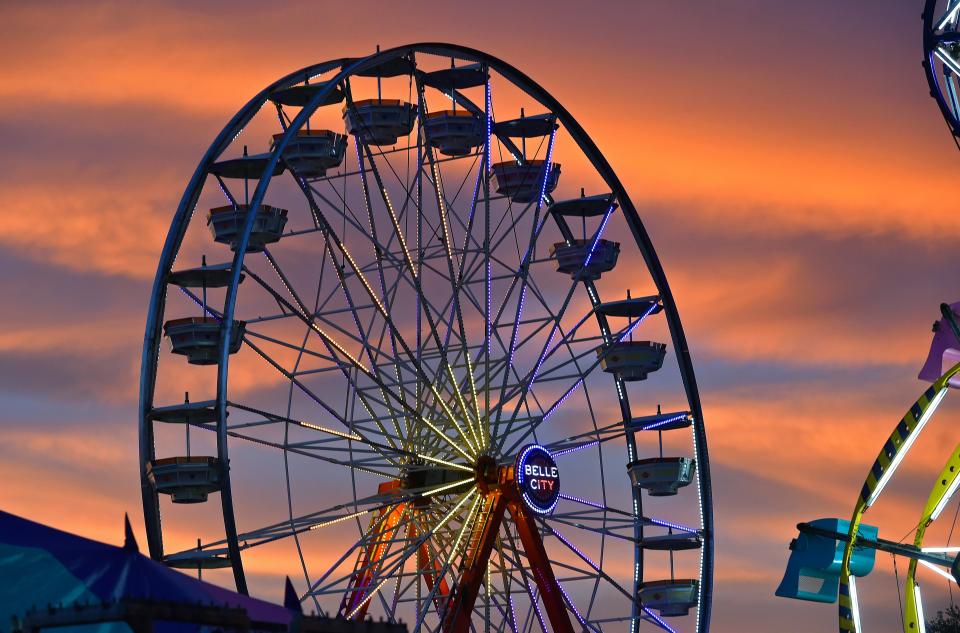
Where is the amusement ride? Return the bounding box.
[138,44,714,632]
[776,3,960,631]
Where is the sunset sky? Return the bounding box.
[4,1,960,631]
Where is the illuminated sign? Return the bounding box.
[515,444,560,514]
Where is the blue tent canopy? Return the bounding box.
[0,510,293,630]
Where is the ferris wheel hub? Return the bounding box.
[472,454,498,494]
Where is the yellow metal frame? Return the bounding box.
[903,443,960,631]
[838,362,960,633]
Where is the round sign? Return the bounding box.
[515,444,560,514]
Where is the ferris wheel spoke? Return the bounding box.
[313,489,476,605]
[498,529,548,633]
[535,531,622,633]
[550,497,702,536]
[237,329,393,440]
[311,514,423,601]
[266,245,412,445]
[491,310,597,422]
[356,131,485,450]
[412,93,483,426]
[246,253,380,379]
[543,421,625,452]
[493,542,541,632]
[503,334,594,387]
[311,490,472,601]
[495,210,615,446]
[412,491,484,630]
[349,134,421,447]
[171,491,414,562]
[321,500,448,600]
[211,408,400,474]
[489,202,556,437]
[299,134,483,454]
[545,515,640,543]
[241,263,454,456]
[242,326,339,364]
[421,155,487,261]
[499,311,657,457]
[491,538,521,633]
[244,320,398,440]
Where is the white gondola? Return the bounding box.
[549,193,614,217]
[271,129,347,178]
[344,99,417,146]
[491,160,560,203]
[147,456,221,504]
[163,316,244,366]
[494,113,557,138]
[167,262,240,288]
[598,340,666,381]
[549,238,620,280]
[207,204,287,253]
[270,81,345,108]
[628,457,696,496]
[422,63,486,91]
[638,579,699,617]
[425,110,484,156]
[148,399,218,425]
[208,153,285,179]
[624,410,693,433]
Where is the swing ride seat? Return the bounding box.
[628,457,696,496]
[424,110,485,156]
[597,340,666,381]
[491,160,560,203]
[549,238,620,280]
[271,129,348,178]
[775,518,878,603]
[919,300,960,387]
[147,456,222,504]
[163,316,245,366]
[343,99,417,146]
[207,204,288,253]
[638,579,699,617]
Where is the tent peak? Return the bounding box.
[283,576,301,612]
[122,513,138,552]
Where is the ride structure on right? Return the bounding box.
[924,0,960,144]
[777,302,960,632]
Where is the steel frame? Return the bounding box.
[139,43,714,631]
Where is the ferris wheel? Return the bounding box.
[138,43,713,633]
